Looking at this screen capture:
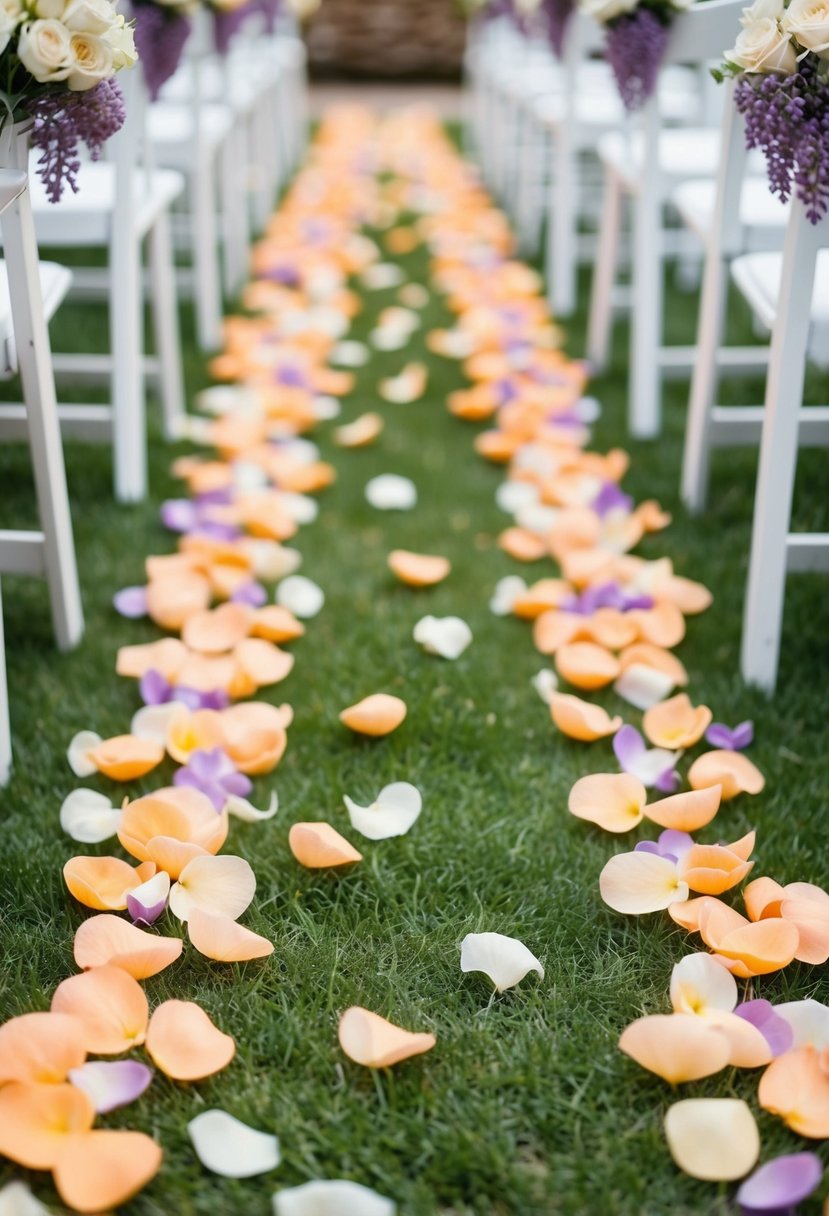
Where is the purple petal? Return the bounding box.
[634,840,665,857]
[170,685,206,711]
[592,482,634,518]
[68,1061,153,1113]
[113,585,148,618]
[613,724,646,772]
[221,770,253,799]
[654,767,681,794]
[196,488,233,507]
[193,520,243,543]
[140,668,172,707]
[126,891,168,926]
[706,723,736,749]
[231,581,268,607]
[186,747,227,782]
[735,999,794,1058]
[196,687,231,711]
[620,592,655,612]
[737,1153,822,1214]
[160,498,198,532]
[731,720,755,749]
[657,829,694,859]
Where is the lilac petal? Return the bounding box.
[735,999,794,1058]
[613,724,646,770]
[635,840,678,862]
[68,1061,153,1113]
[654,767,681,794]
[113,585,148,618]
[126,871,170,926]
[658,829,694,860]
[170,685,206,711]
[197,688,231,711]
[160,498,198,532]
[196,488,233,507]
[194,520,243,543]
[592,482,634,518]
[231,581,268,607]
[140,668,172,706]
[731,720,755,750]
[222,770,253,799]
[621,592,655,612]
[737,1152,822,1214]
[187,747,228,781]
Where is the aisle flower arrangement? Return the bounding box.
[579,0,689,108]
[130,0,194,100]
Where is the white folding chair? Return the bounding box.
[0,167,84,785]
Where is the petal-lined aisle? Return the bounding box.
[1,104,828,1213]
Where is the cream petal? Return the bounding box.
[459,932,544,993]
[664,1098,760,1181]
[670,953,738,1015]
[0,1181,53,1215]
[775,1000,829,1050]
[613,663,675,711]
[277,493,318,525]
[169,854,256,922]
[331,340,370,368]
[225,792,279,822]
[130,702,183,746]
[412,616,472,660]
[247,541,302,582]
[365,474,417,511]
[531,669,559,704]
[343,782,422,841]
[188,1110,280,1178]
[276,575,324,620]
[127,871,171,921]
[489,575,527,616]
[67,731,102,778]
[599,851,689,915]
[496,481,539,515]
[273,1180,395,1216]
[59,789,122,844]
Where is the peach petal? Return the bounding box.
[556,642,621,690]
[166,706,226,766]
[63,855,151,912]
[169,854,256,922]
[79,734,164,782]
[511,579,572,620]
[703,917,800,977]
[618,1014,731,1083]
[759,1047,829,1137]
[670,953,738,1015]
[387,550,451,587]
[288,822,363,868]
[668,895,724,933]
[628,602,686,649]
[339,693,407,737]
[145,1000,235,1081]
[642,694,713,750]
[145,573,211,631]
[658,575,713,615]
[51,965,148,1054]
[550,694,622,742]
[187,909,274,962]
[532,611,582,655]
[643,785,722,833]
[52,1129,162,1213]
[568,772,646,833]
[234,639,295,688]
[0,1082,94,1168]
[250,605,305,643]
[688,750,765,800]
[664,1098,759,1180]
[0,1012,87,1085]
[599,851,689,914]
[498,526,547,561]
[588,608,639,651]
[333,412,384,448]
[618,643,688,687]
[744,876,786,921]
[221,702,289,774]
[73,914,183,979]
[146,837,209,877]
[779,898,829,965]
[181,603,255,654]
[118,786,228,873]
[338,1007,435,1068]
[703,1010,773,1068]
[678,841,755,896]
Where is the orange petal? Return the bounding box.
[86,735,165,782]
[628,602,686,649]
[53,1129,162,1212]
[288,822,363,868]
[657,575,713,615]
[74,914,183,979]
[703,1010,773,1068]
[779,897,829,965]
[568,772,646,833]
[338,1006,436,1068]
[759,1047,829,1137]
[250,605,305,643]
[221,701,289,774]
[0,1082,94,1168]
[51,965,148,1055]
[688,750,765,800]
[743,876,786,922]
[387,550,451,587]
[63,855,153,912]
[118,786,228,875]
[115,637,188,681]
[532,611,582,656]
[333,412,384,448]
[145,1000,235,1081]
[181,603,255,654]
[618,642,688,687]
[0,1012,87,1085]
[339,693,407,737]
[512,579,572,620]
[556,642,621,690]
[166,706,226,766]
[668,895,724,934]
[642,694,712,750]
[619,1014,730,1084]
[187,909,274,962]
[550,693,622,742]
[702,911,799,977]
[145,573,211,631]
[234,639,295,689]
[644,785,722,832]
[498,526,547,562]
[678,844,755,895]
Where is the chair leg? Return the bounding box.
[547,121,576,318]
[0,580,9,787]
[192,154,223,352]
[3,187,84,648]
[586,169,623,372]
[628,106,662,438]
[680,251,728,514]
[220,128,250,298]
[740,203,824,693]
[110,231,147,502]
[148,211,186,440]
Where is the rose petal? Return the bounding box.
[169,854,256,922]
[289,822,363,868]
[568,772,646,833]
[387,550,450,587]
[67,730,102,778]
[737,1152,822,1213]
[63,855,155,912]
[619,1014,731,1083]
[59,789,122,844]
[0,1082,94,1169]
[413,615,472,660]
[365,474,417,510]
[187,909,274,962]
[188,1109,280,1178]
[0,1012,87,1086]
[113,586,148,618]
[664,1098,759,1180]
[0,1181,52,1215]
[735,999,794,1057]
[344,782,422,841]
[272,1180,395,1216]
[759,1047,829,1137]
[642,693,712,750]
[688,750,765,800]
[52,1129,162,1213]
[275,575,325,619]
[550,694,622,742]
[613,663,675,711]
[613,724,678,788]
[51,964,148,1054]
[225,791,279,822]
[643,785,722,832]
[73,914,183,979]
[68,1060,152,1113]
[459,931,544,992]
[145,1000,235,1081]
[339,693,407,737]
[490,575,527,616]
[126,870,171,925]
[775,999,829,1050]
[338,1007,436,1068]
[599,851,689,915]
[670,953,738,1016]
[555,642,621,690]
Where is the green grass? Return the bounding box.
[1,154,828,1215]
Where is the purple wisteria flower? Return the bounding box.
[213,1,255,55]
[28,78,126,204]
[173,747,252,811]
[113,585,148,619]
[542,0,576,58]
[705,719,754,750]
[132,3,193,101]
[139,668,229,712]
[614,724,679,790]
[737,1152,822,1215]
[634,829,694,863]
[734,999,794,1058]
[606,7,671,112]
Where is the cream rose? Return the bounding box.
[33,0,67,18]
[104,14,136,69]
[741,0,785,23]
[0,0,22,56]
[579,0,638,24]
[782,0,829,55]
[17,18,72,82]
[63,0,117,34]
[726,16,798,70]
[65,29,113,89]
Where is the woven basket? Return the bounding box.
[305,0,466,78]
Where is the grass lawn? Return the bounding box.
[1,125,828,1215]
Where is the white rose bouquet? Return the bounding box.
[578,0,690,109]
[719,0,829,222]
[0,0,136,199]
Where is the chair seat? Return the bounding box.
[534,65,698,130]
[147,102,236,161]
[598,127,721,190]
[28,162,185,246]
[159,57,274,113]
[731,248,829,366]
[672,175,790,246]
[0,259,72,371]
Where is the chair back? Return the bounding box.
[664,0,745,64]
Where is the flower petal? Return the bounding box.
[51,964,148,1054]
[550,694,622,742]
[59,789,122,844]
[388,550,450,587]
[0,1012,87,1085]
[0,1082,94,1168]
[338,1007,436,1068]
[276,575,325,619]
[126,870,171,926]
[86,734,165,781]
[169,854,256,922]
[413,615,472,660]
[489,575,527,616]
[68,1060,152,1113]
[145,1000,235,1081]
[0,1181,52,1215]
[187,909,274,962]
[642,694,712,750]
[759,1047,829,1137]
[459,931,544,992]
[568,772,646,833]
[735,999,794,1057]
[775,999,829,1050]
[225,791,279,822]
[664,1098,759,1180]
[688,750,765,800]
[619,1014,731,1083]
[67,731,102,778]
[670,953,738,1016]
[188,1109,280,1178]
[643,785,722,832]
[365,474,417,510]
[737,1152,822,1214]
[555,642,621,690]
[272,1180,395,1216]
[344,782,422,841]
[613,663,675,711]
[63,855,152,912]
[288,822,363,868]
[333,412,384,448]
[339,694,407,737]
[52,1129,162,1213]
[73,914,183,979]
[599,851,689,915]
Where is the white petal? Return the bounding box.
[369,327,409,352]
[670,953,738,1016]
[361,262,405,289]
[331,340,370,368]
[129,870,170,911]
[775,999,829,1049]
[196,385,261,416]
[489,575,527,616]
[413,616,472,660]
[576,395,602,423]
[59,789,122,843]
[629,556,674,595]
[399,283,429,308]
[628,746,678,786]
[232,462,270,491]
[495,481,539,515]
[169,854,256,922]
[188,1110,280,1179]
[281,438,320,466]
[247,541,302,582]
[226,791,279,822]
[130,702,182,745]
[0,1181,53,1216]
[67,730,102,777]
[313,396,341,421]
[276,575,324,619]
[516,503,559,536]
[613,663,675,711]
[460,932,544,993]
[531,668,559,704]
[273,1180,395,1216]
[277,493,319,525]
[365,474,417,511]
[344,782,422,841]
